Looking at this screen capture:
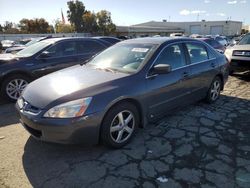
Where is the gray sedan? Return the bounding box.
[16,37,229,148]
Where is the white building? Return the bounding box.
[116,20,242,37]
[242,25,250,33]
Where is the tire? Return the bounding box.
[101,102,139,148]
[205,76,222,103]
[0,74,30,102]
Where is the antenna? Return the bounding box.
[197,13,200,21]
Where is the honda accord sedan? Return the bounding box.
[16,37,229,148]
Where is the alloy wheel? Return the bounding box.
[6,79,28,100]
[110,110,135,144]
[210,80,221,101]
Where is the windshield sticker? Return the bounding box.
[132,48,149,53]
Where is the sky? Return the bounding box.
[0,0,249,26]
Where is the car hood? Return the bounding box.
[6,46,25,52]
[228,44,250,51]
[22,65,129,109]
[0,53,21,65]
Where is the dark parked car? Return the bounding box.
[5,36,52,54]
[16,37,229,148]
[93,36,121,45]
[215,36,228,46]
[0,37,111,101]
[198,38,226,53]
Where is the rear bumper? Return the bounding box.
[16,104,103,145]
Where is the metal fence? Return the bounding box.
[0,33,91,41]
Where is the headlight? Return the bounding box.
[44,97,92,118]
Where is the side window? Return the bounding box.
[186,43,209,64]
[46,41,77,57]
[77,41,105,54]
[155,44,186,70]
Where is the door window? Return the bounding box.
[46,41,77,58]
[77,40,105,54]
[186,43,209,64]
[154,44,186,70]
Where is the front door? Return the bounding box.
[34,41,78,77]
[146,43,193,119]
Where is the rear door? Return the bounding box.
[35,40,78,77]
[76,40,107,64]
[146,43,193,119]
[184,42,218,99]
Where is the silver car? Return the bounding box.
[225,34,250,73]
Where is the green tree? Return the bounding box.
[96,10,116,35]
[19,18,50,33]
[56,23,75,33]
[2,21,20,34]
[3,21,14,31]
[67,0,85,32]
[82,11,98,33]
[47,25,55,33]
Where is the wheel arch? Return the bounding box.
[215,73,224,90]
[98,97,145,144]
[1,70,33,83]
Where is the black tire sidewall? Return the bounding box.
[1,74,30,102]
[101,102,139,148]
[206,76,222,103]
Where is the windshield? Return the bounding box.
[25,38,42,47]
[238,35,250,45]
[16,41,52,57]
[88,43,156,73]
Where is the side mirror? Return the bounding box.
[216,49,224,54]
[39,51,53,59]
[152,64,172,75]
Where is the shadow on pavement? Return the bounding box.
[0,102,19,127]
[22,95,250,187]
[232,71,250,82]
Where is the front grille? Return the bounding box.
[231,60,250,67]
[22,99,41,114]
[23,123,42,138]
[233,50,250,57]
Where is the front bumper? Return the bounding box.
[229,56,250,72]
[16,103,103,145]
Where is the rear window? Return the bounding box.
[77,40,105,54]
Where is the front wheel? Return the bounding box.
[101,102,139,148]
[206,76,222,103]
[1,74,30,102]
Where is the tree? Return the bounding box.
[19,18,50,33]
[2,21,20,34]
[47,25,55,33]
[3,21,14,31]
[96,10,116,35]
[82,11,98,33]
[56,23,75,33]
[67,0,85,32]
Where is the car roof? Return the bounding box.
[42,37,101,43]
[119,37,199,45]
[197,38,214,41]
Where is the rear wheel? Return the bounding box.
[206,76,222,103]
[1,74,30,102]
[101,102,139,148]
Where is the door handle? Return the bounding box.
[211,62,216,68]
[182,72,189,78]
